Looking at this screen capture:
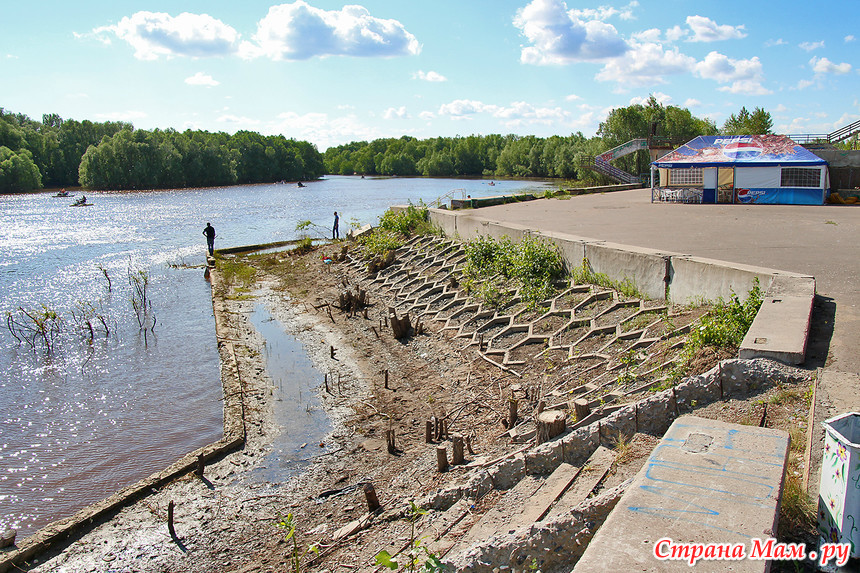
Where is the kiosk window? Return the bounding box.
[780,168,820,188]
[670,168,703,186]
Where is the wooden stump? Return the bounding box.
[167,500,176,538]
[425,420,433,443]
[573,398,591,422]
[364,483,381,512]
[452,434,465,465]
[536,410,567,444]
[436,445,449,472]
[389,308,412,339]
[508,398,519,429]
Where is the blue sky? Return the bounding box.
[2,0,858,150]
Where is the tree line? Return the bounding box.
[0,108,324,193]
[1,98,778,193]
[324,97,772,181]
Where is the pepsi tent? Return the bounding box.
[650,135,829,205]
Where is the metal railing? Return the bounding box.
[429,188,466,208]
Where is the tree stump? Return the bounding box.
[452,434,465,465]
[573,398,591,422]
[508,398,519,429]
[536,410,567,444]
[364,483,381,512]
[425,420,434,443]
[389,308,411,339]
[436,445,449,472]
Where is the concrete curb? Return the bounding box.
[0,264,247,573]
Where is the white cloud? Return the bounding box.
[93,11,240,60]
[694,51,770,94]
[795,79,814,90]
[569,1,639,21]
[565,93,582,101]
[94,110,147,122]
[383,106,410,120]
[846,35,856,43]
[810,56,852,75]
[435,98,572,127]
[764,38,787,47]
[685,15,746,42]
[596,41,696,87]
[665,25,685,42]
[684,98,701,107]
[629,93,672,106]
[799,40,825,52]
[412,70,447,82]
[271,111,385,149]
[239,1,419,61]
[185,72,219,86]
[419,111,435,121]
[438,99,485,117]
[514,0,629,64]
[217,114,261,125]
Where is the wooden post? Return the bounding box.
[425,420,433,443]
[167,500,176,538]
[536,410,567,444]
[452,434,465,465]
[330,345,336,359]
[384,369,389,390]
[387,429,396,454]
[364,483,381,512]
[436,445,449,472]
[465,435,475,455]
[434,417,441,441]
[325,373,330,394]
[195,454,205,478]
[536,400,546,415]
[508,398,518,429]
[573,398,591,421]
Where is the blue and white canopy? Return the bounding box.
[652,135,827,168]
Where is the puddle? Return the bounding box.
[248,304,331,482]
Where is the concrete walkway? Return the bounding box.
[471,189,859,488]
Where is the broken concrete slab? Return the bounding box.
[573,415,790,572]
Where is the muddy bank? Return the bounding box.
[9,238,815,573]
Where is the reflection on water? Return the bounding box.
[248,305,331,483]
[0,176,548,537]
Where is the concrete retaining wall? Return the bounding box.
[422,358,805,512]
[423,207,815,364]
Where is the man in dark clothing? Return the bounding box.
[203,223,216,256]
[333,211,339,240]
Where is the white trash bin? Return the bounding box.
[818,412,860,557]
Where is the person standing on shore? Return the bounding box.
[203,222,216,256]
[333,211,339,240]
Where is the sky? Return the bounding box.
[2,0,858,151]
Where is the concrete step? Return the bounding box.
[573,415,790,572]
[445,476,544,557]
[543,445,614,522]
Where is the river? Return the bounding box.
[0,176,549,537]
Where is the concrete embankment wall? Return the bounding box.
[0,266,247,573]
[414,206,815,365]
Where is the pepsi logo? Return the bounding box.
[723,141,762,160]
[736,188,753,203]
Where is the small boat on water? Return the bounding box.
[53,190,74,198]
[70,196,93,207]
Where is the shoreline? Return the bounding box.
[3,232,818,572]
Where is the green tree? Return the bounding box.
[721,106,773,135]
[0,146,42,192]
